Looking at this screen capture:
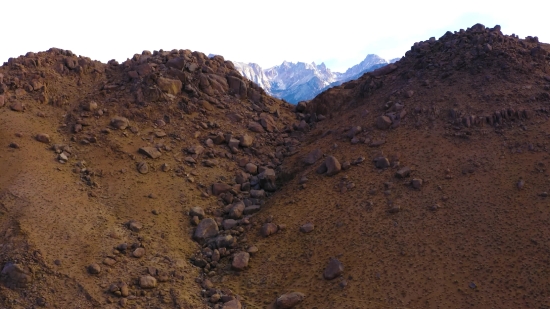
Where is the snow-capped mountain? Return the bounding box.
[231,54,398,103]
[232,62,271,91]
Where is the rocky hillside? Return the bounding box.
[0,47,298,308]
[2,22,550,309]
[235,55,396,104]
[217,23,550,308]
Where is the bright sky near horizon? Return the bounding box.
[2,0,549,72]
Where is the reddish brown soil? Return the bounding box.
[2,23,550,309]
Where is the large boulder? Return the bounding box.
[166,57,186,70]
[193,218,219,241]
[156,77,182,95]
[226,76,248,98]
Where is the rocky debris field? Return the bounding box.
[1,23,550,309]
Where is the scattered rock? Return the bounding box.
[303,148,323,165]
[323,258,344,280]
[376,115,392,130]
[139,275,157,289]
[325,156,341,176]
[128,220,143,232]
[189,206,205,219]
[276,292,306,309]
[222,299,242,309]
[239,134,254,147]
[139,147,162,159]
[87,263,101,275]
[412,178,423,189]
[395,167,411,178]
[194,218,219,241]
[137,162,149,174]
[517,179,525,190]
[1,263,33,287]
[300,223,314,233]
[212,183,232,196]
[35,133,51,143]
[132,247,145,258]
[260,222,278,237]
[110,117,130,130]
[10,102,24,112]
[231,252,250,271]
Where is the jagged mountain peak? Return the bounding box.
[235,54,394,103]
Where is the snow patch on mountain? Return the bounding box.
[233,54,397,104]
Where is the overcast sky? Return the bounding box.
[2,0,548,72]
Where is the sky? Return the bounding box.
[2,0,549,73]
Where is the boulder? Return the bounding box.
[325,156,341,176]
[212,183,232,196]
[228,202,245,219]
[35,133,51,143]
[300,223,314,233]
[222,299,242,309]
[1,263,33,287]
[137,162,149,174]
[189,206,205,219]
[248,121,265,133]
[396,167,411,178]
[375,157,390,169]
[296,101,307,112]
[226,76,248,98]
[166,57,186,70]
[346,126,362,138]
[82,101,98,111]
[239,134,254,147]
[376,116,392,130]
[258,168,277,191]
[139,147,161,159]
[193,218,219,241]
[260,223,278,237]
[231,252,250,271]
[316,162,327,174]
[111,117,130,130]
[139,275,157,289]
[156,77,182,95]
[276,292,306,309]
[323,258,344,280]
[303,148,323,165]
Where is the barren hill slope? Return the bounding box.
[2,22,550,309]
[216,24,550,308]
[0,48,297,308]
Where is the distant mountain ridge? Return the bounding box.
[230,54,399,103]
